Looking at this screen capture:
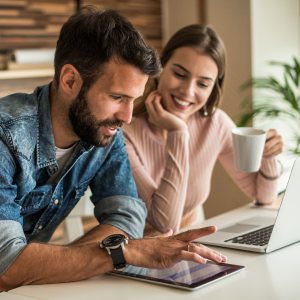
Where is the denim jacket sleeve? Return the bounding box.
[0,135,27,276]
[90,129,147,239]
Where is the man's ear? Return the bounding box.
[59,64,83,98]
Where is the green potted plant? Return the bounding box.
[238,57,300,157]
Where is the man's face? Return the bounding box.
[69,59,148,147]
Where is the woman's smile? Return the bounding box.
[172,95,193,109]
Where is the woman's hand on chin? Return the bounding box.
[145,90,187,131]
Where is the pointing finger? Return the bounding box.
[175,226,217,243]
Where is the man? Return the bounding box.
[0,6,226,291]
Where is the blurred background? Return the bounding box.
[0,0,299,241]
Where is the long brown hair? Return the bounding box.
[133,24,226,118]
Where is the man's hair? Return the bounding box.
[54,6,162,91]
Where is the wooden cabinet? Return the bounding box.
[0,0,75,50]
[0,0,162,53]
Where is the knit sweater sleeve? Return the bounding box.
[216,110,279,203]
[123,123,190,234]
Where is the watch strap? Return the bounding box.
[110,246,127,269]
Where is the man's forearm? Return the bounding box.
[71,224,126,246]
[0,224,120,291]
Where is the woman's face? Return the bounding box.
[157,46,218,123]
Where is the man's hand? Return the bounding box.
[145,90,187,131]
[124,226,227,269]
[263,129,284,157]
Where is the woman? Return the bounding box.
[122,24,283,236]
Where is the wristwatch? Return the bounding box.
[100,234,128,270]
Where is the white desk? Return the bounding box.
[0,293,35,300]
[7,204,300,300]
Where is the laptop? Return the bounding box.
[194,157,300,253]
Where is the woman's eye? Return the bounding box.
[174,72,185,78]
[198,82,209,88]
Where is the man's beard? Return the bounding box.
[68,90,124,147]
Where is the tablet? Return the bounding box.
[108,260,245,291]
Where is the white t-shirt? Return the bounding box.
[47,142,78,184]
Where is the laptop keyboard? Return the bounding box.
[224,225,274,246]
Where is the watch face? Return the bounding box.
[102,234,125,247]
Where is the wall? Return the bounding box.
[203,0,253,218]
[250,0,300,192]
[161,0,199,45]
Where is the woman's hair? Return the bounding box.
[133,24,226,118]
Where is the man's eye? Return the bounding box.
[111,95,121,100]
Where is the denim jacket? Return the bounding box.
[0,83,146,276]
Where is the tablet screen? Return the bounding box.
[109,260,245,290]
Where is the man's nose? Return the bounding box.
[115,101,133,124]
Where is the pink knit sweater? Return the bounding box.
[122,109,278,234]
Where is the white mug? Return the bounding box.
[232,127,267,172]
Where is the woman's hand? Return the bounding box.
[263,129,284,157]
[145,90,187,131]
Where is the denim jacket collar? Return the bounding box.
[36,83,56,169]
